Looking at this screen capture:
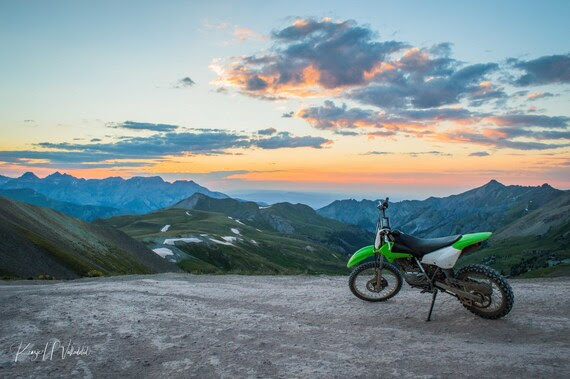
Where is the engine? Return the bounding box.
[396,258,446,288]
[397,258,429,288]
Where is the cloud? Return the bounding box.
[213,19,508,110]
[176,77,196,87]
[527,92,555,101]
[109,121,179,132]
[281,111,294,118]
[0,129,332,169]
[258,127,277,135]
[469,151,490,157]
[334,130,360,136]
[0,150,115,163]
[350,62,503,109]
[361,151,392,155]
[210,17,570,154]
[296,100,477,135]
[406,151,452,157]
[233,27,266,43]
[90,138,102,142]
[0,150,156,169]
[509,54,570,86]
[484,114,570,128]
[36,132,252,158]
[212,18,406,98]
[297,101,384,130]
[296,99,570,150]
[437,127,570,150]
[253,132,332,149]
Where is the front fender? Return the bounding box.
[346,242,412,267]
[347,245,375,268]
[347,242,414,268]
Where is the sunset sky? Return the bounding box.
[1,0,569,199]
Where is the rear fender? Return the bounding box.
[347,242,413,268]
[452,232,492,251]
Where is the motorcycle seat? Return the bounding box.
[392,230,461,257]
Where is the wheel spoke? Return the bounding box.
[464,273,505,312]
[354,267,398,299]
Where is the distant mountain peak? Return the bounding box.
[173,179,197,185]
[485,179,505,187]
[128,176,165,184]
[20,172,39,180]
[46,171,74,179]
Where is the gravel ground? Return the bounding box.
[1,273,569,378]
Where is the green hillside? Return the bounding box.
[457,192,570,277]
[0,196,177,279]
[96,195,373,274]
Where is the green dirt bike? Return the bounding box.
[347,198,514,321]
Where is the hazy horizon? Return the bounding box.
[2,169,564,208]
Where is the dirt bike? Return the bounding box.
[347,197,514,321]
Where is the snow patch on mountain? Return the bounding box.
[164,237,202,245]
[153,248,174,258]
[209,238,234,246]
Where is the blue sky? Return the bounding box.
[1,0,569,199]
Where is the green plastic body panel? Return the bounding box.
[452,232,492,250]
[347,242,413,268]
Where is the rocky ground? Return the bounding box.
[1,274,569,378]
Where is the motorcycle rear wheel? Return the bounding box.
[349,261,402,302]
[455,264,514,319]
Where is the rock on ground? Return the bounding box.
[0,274,569,378]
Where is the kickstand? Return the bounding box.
[426,289,438,322]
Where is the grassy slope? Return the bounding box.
[0,196,176,279]
[457,215,570,278]
[97,208,358,275]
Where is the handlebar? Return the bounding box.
[377,197,389,210]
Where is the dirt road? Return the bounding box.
[1,274,569,378]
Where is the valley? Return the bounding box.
[95,194,372,274]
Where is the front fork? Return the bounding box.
[373,238,386,291]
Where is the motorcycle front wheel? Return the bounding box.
[349,261,402,302]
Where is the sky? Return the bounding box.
[0,0,569,200]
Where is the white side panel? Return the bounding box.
[374,231,381,249]
[421,245,462,269]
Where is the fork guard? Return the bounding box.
[347,242,413,268]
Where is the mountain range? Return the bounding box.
[0,172,568,279]
[0,172,227,217]
[317,180,564,237]
[0,188,120,221]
